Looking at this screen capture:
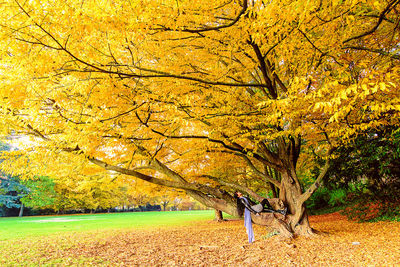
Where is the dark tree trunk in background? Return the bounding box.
[269,182,278,198]
[162,201,169,211]
[214,209,224,222]
[18,204,24,217]
[266,166,280,198]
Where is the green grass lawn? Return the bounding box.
[0,210,223,240]
[0,210,235,265]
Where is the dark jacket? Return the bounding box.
[239,197,259,214]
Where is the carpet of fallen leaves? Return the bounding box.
[1,212,399,266]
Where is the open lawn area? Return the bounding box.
[0,210,218,240]
[0,211,399,266]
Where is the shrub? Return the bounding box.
[341,181,400,222]
[327,188,347,206]
[306,187,330,210]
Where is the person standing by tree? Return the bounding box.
[234,191,287,243]
[234,191,255,243]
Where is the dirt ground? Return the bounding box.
[58,212,400,266]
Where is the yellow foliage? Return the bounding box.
[0,0,399,201]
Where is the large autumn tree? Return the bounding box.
[1,0,399,236]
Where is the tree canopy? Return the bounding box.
[1,0,399,235]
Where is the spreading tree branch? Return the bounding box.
[235,153,282,189]
[14,0,268,90]
[154,0,248,33]
[344,0,400,43]
[201,174,266,202]
[298,148,334,205]
[343,46,400,60]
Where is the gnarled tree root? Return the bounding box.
[251,212,293,239]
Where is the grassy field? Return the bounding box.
[0,210,219,240]
[0,210,229,265]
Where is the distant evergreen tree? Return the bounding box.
[0,142,28,216]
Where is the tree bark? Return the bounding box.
[18,203,24,217]
[265,166,279,198]
[162,202,168,211]
[269,182,278,198]
[251,212,293,239]
[279,170,314,235]
[214,209,224,222]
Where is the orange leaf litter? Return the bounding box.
[1,212,399,266]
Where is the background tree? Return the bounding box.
[322,126,400,220]
[325,127,400,190]
[1,0,400,236]
[0,175,27,216]
[0,142,25,216]
[18,176,57,216]
[159,195,170,212]
[154,189,186,211]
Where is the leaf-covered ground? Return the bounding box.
[1,212,399,266]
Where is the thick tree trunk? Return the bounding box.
[294,211,315,236]
[251,212,293,238]
[280,170,314,236]
[214,209,224,222]
[187,190,239,217]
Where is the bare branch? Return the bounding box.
[235,153,281,189]
[87,156,221,195]
[343,45,400,60]
[99,104,145,123]
[344,0,400,43]
[248,40,277,98]
[201,175,265,202]
[298,148,335,204]
[154,0,248,33]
